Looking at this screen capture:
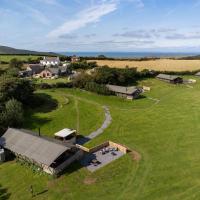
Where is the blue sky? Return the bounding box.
[1,0,200,52]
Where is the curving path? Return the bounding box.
[77,106,112,145]
[88,106,112,139]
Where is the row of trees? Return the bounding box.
[0,71,35,133]
[69,61,97,70]
[72,66,155,95]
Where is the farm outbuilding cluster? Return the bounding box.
[0,128,129,175]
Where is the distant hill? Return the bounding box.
[0,45,58,56]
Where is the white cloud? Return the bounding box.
[28,7,50,25]
[47,2,117,38]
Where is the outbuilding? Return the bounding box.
[0,128,83,175]
[54,128,77,144]
[106,84,142,100]
[195,72,200,76]
[156,74,183,84]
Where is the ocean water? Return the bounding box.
[60,52,199,58]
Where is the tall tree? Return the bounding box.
[1,99,24,128]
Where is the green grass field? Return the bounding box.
[0,55,40,63]
[1,76,200,199]
[35,78,70,84]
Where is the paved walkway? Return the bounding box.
[77,106,112,145]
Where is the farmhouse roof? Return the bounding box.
[106,84,138,95]
[0,128,70,166]
[59,66,68,73]
[156,74,181,81]
[28,64,44,74]
[48,67,59,75]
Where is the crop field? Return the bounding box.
[90,59,200,72]
[1,76,200,199]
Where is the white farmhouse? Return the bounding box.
[40,56,60,66]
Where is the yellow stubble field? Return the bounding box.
[89,59,200,72]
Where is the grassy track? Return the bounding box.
[1,77,200,199]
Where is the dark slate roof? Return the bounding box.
[59,66,68,73]
[0,128,70,166]
[28,64,44,74]
[106,84,139,95]
[48,68,59,75]
[156,74,181,81]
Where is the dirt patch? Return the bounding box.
[130,150,142,162]
[83,177,97,185]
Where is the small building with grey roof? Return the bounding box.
[106,84,142,100]
[156,74,183,84]
[0,128,83,175]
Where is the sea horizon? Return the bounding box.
[59,51,200,58]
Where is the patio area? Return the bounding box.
[81,146,125,172]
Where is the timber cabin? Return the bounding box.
[0,128,83,175]
[156,74,183,84]
[106,84,142,100]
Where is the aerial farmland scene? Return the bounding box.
[1,1,200,200]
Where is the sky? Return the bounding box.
[1,0,200,52]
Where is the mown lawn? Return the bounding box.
[1,77,200,199]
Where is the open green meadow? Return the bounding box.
[0,55,41,63]
[34,78,70,85]
[1,76,200,199]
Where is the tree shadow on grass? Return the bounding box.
[29,93,58,113]
[23,93,59,130]
[23,114,51,130]
[0,184,11,200]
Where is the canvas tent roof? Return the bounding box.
[156,74,181,81]
[195,72,200,76]
[106,84,138,95]
[0,128,70,166]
